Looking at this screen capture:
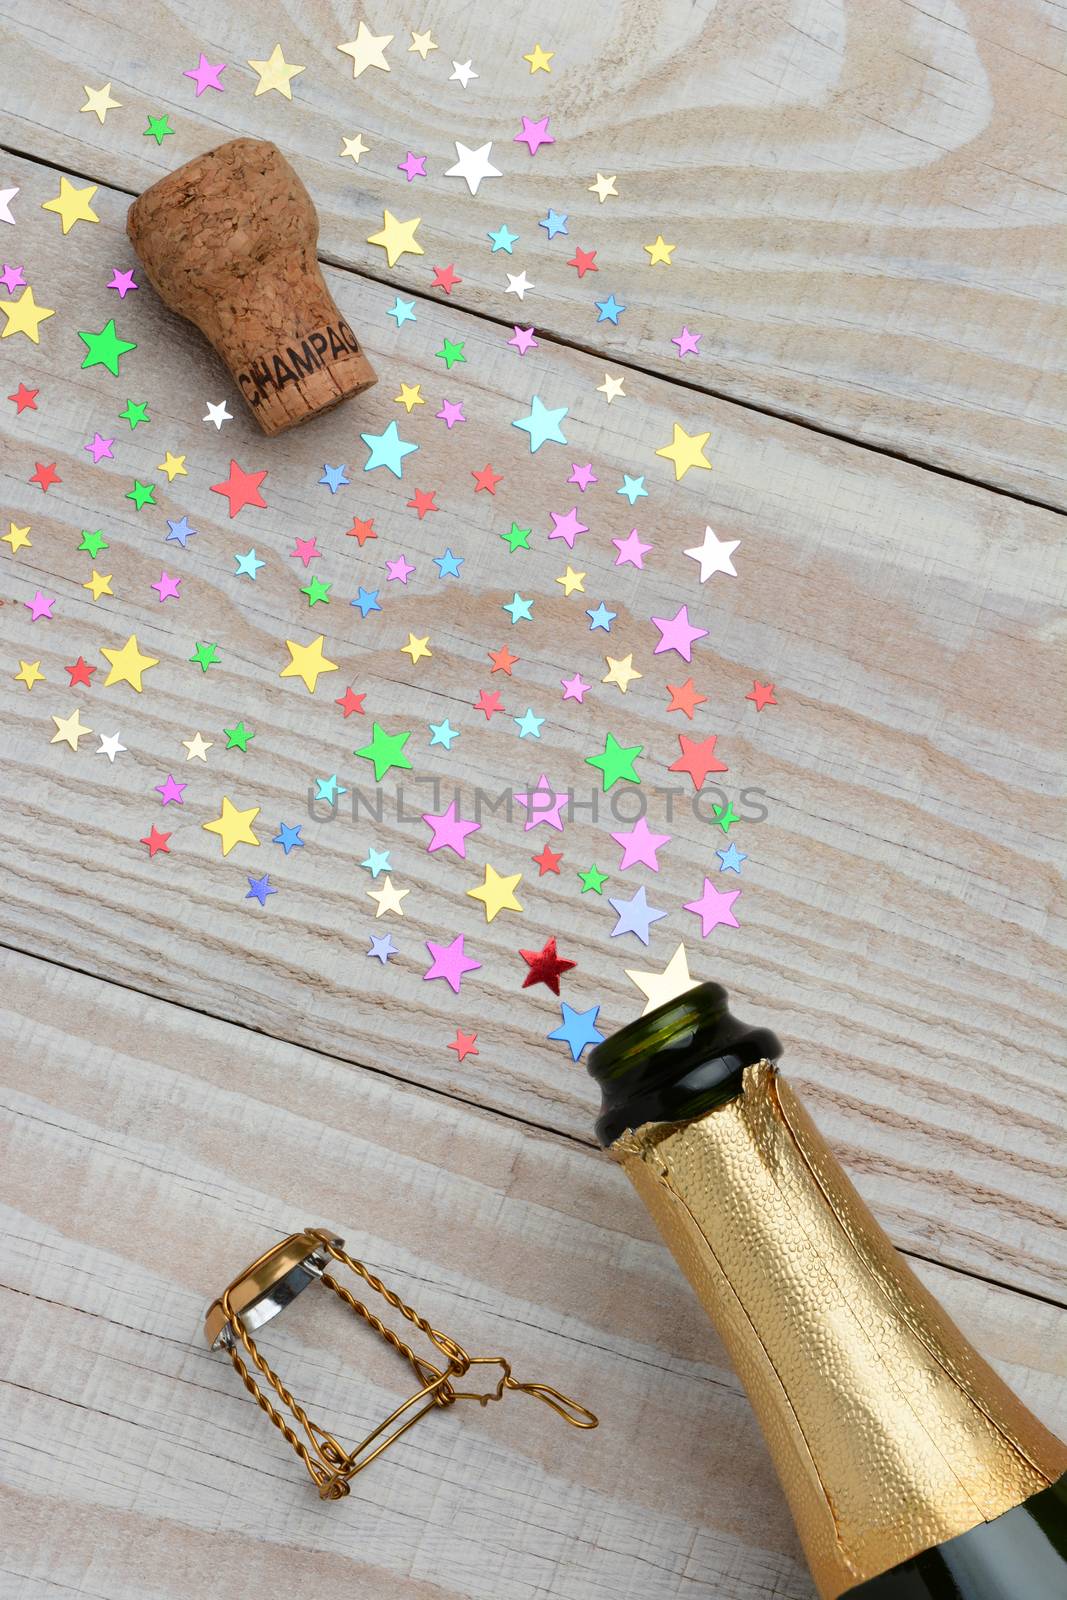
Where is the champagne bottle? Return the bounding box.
[587,982,1067,1599]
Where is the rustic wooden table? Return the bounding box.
[1,4,1064,1598]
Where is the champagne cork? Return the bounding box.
[127,138,377,436]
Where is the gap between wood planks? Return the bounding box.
[3,136,1066,520]
[5,935,1066,1322]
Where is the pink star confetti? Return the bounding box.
[154,773,187,806]
[561,672,590,703]
[423,934,482,994]
[108,269,138,298]
[547,507,588,548]
[422,801,480,858]
[385,555,415,583]
[672,326,702,357]
[184,53,226,95]
[508,325,538,355]
[1,263,26,293]
[25,591,54,621]
[685,879,741,936]
[151,571,181,603]
[84,433,115,463]
[398,152,427,182]
[436,399,466,428]
[613,528,652,568]
[290,536,320,567]
[514,115,554,155]
[569,463,597,491]
[611,816,671,871]
[651,604,709,661]
[515,773,569,832]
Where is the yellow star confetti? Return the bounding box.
[183,732,213,761]
[41,176,99,233]
[555,566,586,596]
[203,796,260,855]
[81,83,121,123]
[467,863,523,923]
[280,633,338,693]
[603,654,642,692]
[367,210,424,268]
[100,633,158,692]
[401,633,432,665]
[340,134,370,163]
[14,660,44,690]
[394,382,424,412]
[409,30,438,58]
[50,708,93,750]
[337,22,392,76]
[625,944,700,1015]
[589,172,618,203]
[247,44,305,98]
[0,286,55,343]
[367,875,409,917]
[523,43,554,73]
[83,570,113,601]
[644,235,676,266]
[655,423,712,481]
[157,451,187,482]
[3,522,31,554]
[597,373,626,403]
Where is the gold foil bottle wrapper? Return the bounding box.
[612,1060,1067,1600]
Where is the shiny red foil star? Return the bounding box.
[519,937,576,995]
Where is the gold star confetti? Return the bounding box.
[337,22,392,77]
[280,633,338,693]
[1,286,55,343]
[157,451,187,482]
[625,944,700,1014]
[340,133,370,163]
[589,172,618,203]
[247,44,305,98]
[401,633,432,665]
[597,373,626,403]
[83,570,113,602]
[555,566,586,596]
[367,210,424,268]
[523,43,554,73]
[603,654,642,692]
[100,633,158,692]
[655,422,712,481]
[394,382,424,412]
[50,708,93,750]
[41,176,99,233]
[203,796,261,855]
[183,732,213,761]
[81,83,122,123]
[3,521,31,554]
[467,863,523,923]
[14,660,44,690]
[644,235,676,266]
[367,875,409,917]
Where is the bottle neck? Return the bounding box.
[589,989,1067,1600]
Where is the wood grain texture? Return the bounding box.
[1,152,1064,1305]
[0,0,1064,503]
[3,947,1067,1600]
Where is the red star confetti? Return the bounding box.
[532,844,563,876]
[210,458,268,517]
[346,515,377,545]
[336,686,367,717]
[431,263,462,294]
[519,937,576,995]
[472,463,503,493]
[141,826,171,857]
[9,383,38,413]
[448,1029,479,1062]
[30,461,60,491]
[747,681,778,710]
[669,734,729,789]
[407,488,438,518]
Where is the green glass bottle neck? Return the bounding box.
[840,1473,1067,1598]
[586,981,782,1146]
